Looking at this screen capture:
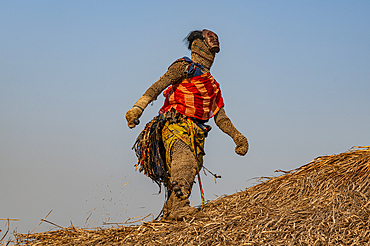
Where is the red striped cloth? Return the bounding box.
[159,72,224,120]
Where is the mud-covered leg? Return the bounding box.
[162,190,174,218]
[165,140,199,220]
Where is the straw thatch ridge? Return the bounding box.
[14,146,370,245]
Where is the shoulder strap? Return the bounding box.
[169,57,204,77]
[168,56,192,68]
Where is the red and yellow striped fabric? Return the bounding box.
[159,72,224,120]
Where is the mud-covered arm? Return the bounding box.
[126,61,188,128]
[214,107,249,156]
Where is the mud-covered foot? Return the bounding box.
[165,206,198,220]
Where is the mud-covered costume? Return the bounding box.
[126,30,249,220]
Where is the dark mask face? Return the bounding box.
[202,29,220,53]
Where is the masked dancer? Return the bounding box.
[126,29,249,220]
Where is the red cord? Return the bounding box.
[197,174,205,209]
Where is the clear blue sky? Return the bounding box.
[1,1,369,234]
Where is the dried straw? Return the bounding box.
[14,146,370,245]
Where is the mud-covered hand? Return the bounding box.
[125,95,152,129]
[125,106,143,129]
[214,108,249,156]
[233,133,249,156]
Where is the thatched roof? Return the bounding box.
[13,146,370,245]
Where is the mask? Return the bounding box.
[202,29,220,53]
